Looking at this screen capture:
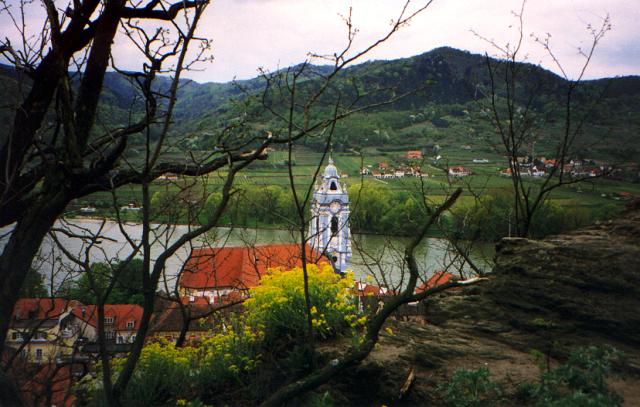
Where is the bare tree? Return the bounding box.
[0,0,450,404]
[473,0,612,237]
[0,0,268,403]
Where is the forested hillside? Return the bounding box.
[2,47,639,160]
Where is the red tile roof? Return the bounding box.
[353,281,395,296]
[12,298,81,320]
[407,150,423,158]
[71,304,143,331]
[179,243,330,290]
[415,271,458,293]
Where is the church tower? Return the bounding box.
[308,156,352,273]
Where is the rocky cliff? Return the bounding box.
[325,212,640,406]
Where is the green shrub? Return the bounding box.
[114,342,197,406]
[534,346,624,407]
[438,346,625,407]
[438,367,501,407]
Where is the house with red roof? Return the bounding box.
[448,166,470,177]
[178,243,330,303]
[67,304,144,345]
[406,150,423,159]
[7,298,82,363]
[353,281,394,297]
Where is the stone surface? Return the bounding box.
[325,212,640,406]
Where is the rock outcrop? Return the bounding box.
[326,212,640,406]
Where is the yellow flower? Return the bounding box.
[384,327,394,336]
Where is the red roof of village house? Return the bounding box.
[71,304,144,331]
[179,243,330,290]
[353,281,395,297]
[449,166,469,172]
[12,298,81,320]
[415,271,458,293]
[407,150,423,158]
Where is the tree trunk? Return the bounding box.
[0,190,68,405]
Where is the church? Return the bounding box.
[308,156,352,273]
[177,156,353,301]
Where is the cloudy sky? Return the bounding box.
[1,0,639,83]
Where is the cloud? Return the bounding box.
[1,0,638,82]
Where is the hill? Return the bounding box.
[1,47,639,160]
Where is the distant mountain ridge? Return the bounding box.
[1,47,638,159]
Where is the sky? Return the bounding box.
[1,0,639,83]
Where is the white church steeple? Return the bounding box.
[308,155,352,273]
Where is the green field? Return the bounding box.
[70,147,639,221]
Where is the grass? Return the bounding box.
[70,148,639,220]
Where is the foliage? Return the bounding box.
[81,264,361,405]
[450,191,615,241]
[114,341,198,406]
[532,345,624,407]
[245,264,362,342]
[438,367,502,407]
[439,346,624,407]
[63,259,144,304]
[19,268,48,297]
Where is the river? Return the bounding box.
[1,219,494,291]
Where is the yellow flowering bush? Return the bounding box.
[245,264,361,341]
[113,341,198,406]
[196,319,264,393]
[84,265,363,405]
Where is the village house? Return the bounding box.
[378,162,389,172]
[543,158,558,169]
[157,172,179,181]
[359,166,371,176]
[178,243,330,303]
[66,304,144,345]
[7,298,82,363]
[530,165,546,177]
[448,166,471,177]
[406,150,423,159]
[509,156,533,169]
[500,167,512,177]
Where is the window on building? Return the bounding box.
[33,331,46,341]
[130,334,136,343]
[330,181,337,191]
[11,332,22,341]
[104,316,114,324]
[19,349,27,360]
[105,331,115,340]
[126,321,135,329]
[117,336,123,344]
[35,348,43,360]
[331,216,339,235]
